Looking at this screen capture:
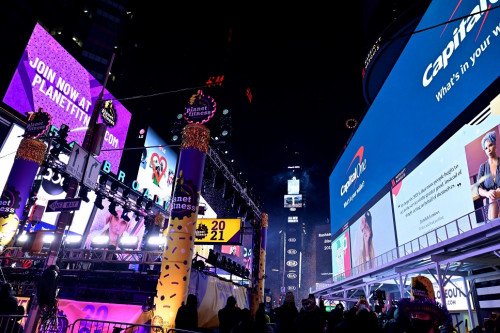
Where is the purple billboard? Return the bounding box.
[2,23,131,173]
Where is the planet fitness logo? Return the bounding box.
[0,186,22,219]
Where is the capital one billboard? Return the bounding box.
[3,23,131,173]
[330,0,500,231]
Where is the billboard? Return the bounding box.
[331,228,351,280]
[2,23,131,173]
[349,193,396,271]
[220,232,253,271]
[284,194,302,208]
[287,178,300,195]
[83,197,145,250]
[136,126,177,209]
[329,0,500,232]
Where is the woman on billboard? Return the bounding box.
[353,211,375,269]
[477,131,500,220]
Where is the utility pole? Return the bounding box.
[24,54,115,332]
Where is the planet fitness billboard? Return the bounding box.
[2,23,131,173]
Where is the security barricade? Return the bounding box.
[0,315,28,333]
[70,318,164,332]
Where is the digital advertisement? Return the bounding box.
[329,0,500,232]
[136,126,177,209]
[331,228,351,280]
[83,197,145,250]
[2,23,131,173]
[350,193,396,270]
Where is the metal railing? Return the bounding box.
[330,203,490,284]
[0,315,27,333]
[70,318,164,332]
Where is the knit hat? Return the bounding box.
[285,291,295,303]
[301,298,316,312]
[397,276,450,326]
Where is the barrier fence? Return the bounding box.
[70,318,164,333]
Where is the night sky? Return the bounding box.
[117,3,369,228]
[112,3,373,294]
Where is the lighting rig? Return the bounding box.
[32,124,167,232]
[205,249,250,279]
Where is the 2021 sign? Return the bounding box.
[194,218,242,245]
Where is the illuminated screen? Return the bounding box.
[287,178,300,195]
[221,232,253,270]
[284,194,303,208]
[349,193,396,271]
[136,126,177,208]
[331,228,350,279]
[2,23,131,173]
[84,197,145,250]
[0,124,24,192]
[392,99,500,245]
[31,163,96,236]
[329,0,500,232]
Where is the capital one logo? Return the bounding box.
[287,273,297,279]
[288,238,296,242]
[340,146,366,196]
[287,249,297,255]
[286,260,298,267]
[422,0,495,88]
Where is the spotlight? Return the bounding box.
[79,185,90,203]
[145,200,153,211]
[109,202,118,217]
[91,235,109,248]
[121,209,130,222]
[110,181,119,192]
[122,187,131,198]
[62,176,71,192]
[206,249,219,266]
[244,268,250,278]
[98,174,109,186]
[136,196,145,207]
[119,236,138,249]
[146,234,166,250]
[52,170,61,182]
[192,259,206,272]
[64,234,82,248]
[94,194,104,210]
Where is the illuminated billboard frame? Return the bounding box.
[2,23,131,174]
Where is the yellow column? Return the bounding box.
[153,124,210,330]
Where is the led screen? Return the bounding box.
[287,178,300,195]
[349,193,396,272]
[331,228,350,280]
[284,194,303,208]
[84,197,145,250]
[329,0,500,232]
[136,126,177,208]
[2,23,131,173]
